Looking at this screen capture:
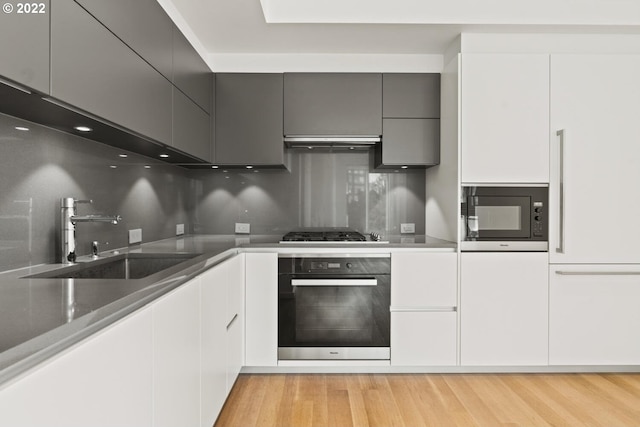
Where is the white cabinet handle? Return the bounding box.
[389,307,457,312]
[226,313,238,330]
[555,271,640,276]
[556,129,566,254]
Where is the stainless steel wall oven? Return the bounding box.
[278,254,391,360]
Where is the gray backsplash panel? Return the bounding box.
[0,113,194,271]
[0,112,426,271]
[191,151,426,236]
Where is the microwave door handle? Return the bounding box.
[556,129,566,254]
[291,279,378,287]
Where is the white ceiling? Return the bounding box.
[157,0,640,70]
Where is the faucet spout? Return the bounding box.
[71,215,122,225]
[61,198,122,264]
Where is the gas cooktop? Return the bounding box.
[281,229,384,243]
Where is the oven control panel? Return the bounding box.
[310,261,342,270]
[279,256,390,275]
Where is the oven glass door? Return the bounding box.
[467,196,531,239]
[278,274,390,349]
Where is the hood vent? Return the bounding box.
[284,136,380,150]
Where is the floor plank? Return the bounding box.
[214,373,640,427]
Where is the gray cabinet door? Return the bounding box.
[51,0,172,145]
[383,73,440,118]
[375,118,440,168]
[173,87,211,162]
[75,0,173,80]
[173,28,211,114]
[215,74,284,166]
[284,73,382,135]
[377,73,441,168]
[0,0,50,93]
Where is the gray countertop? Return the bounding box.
[0,234,455,385]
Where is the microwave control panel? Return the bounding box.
[532,201,544,237]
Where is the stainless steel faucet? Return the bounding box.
[61,198,122,263]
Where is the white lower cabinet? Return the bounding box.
[245,252,278,366]
[0,307,153,427]
[0,254,247,427]
[391,311,457,366]
[390,252,458,366]
[152,278,201,427]
[224,254,245,391]
[460,252,548,366]
[549,265,640,365]
[200,264,227,426]
[200,254,245,426]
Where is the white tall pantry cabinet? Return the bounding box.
[548,54,640,365]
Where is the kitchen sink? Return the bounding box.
[25,253,202,280]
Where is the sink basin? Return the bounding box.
[25,253,202,280]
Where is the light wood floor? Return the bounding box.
[214,373,640,427]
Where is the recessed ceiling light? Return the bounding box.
[159,154,169,158]
[211,165,219,169]
[14,126,29,131]
[246,165,253,169]
[307,146,313,150]
[110,165,117,169]
[118,154,128,158]
[144,165,151,169]
[74,126,92,132]
[401,165,409,169]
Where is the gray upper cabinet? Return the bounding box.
[173,87,210,162]
[383,73,440,119]
[215,74,284,166]
[51,0,172,145]
[74,0,174,80]
[376,73,441,168]
[0,0,50,94]
[376,118,440,167]
[172,28,211,114]
[284,73,382,136]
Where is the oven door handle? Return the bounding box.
[291,278,378,287]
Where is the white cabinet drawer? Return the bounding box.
[391,252,457,307]
[391,311,457,366]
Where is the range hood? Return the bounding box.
[284,135,380,149]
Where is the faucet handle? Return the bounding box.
[61,198,93,208]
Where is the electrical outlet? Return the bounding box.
[400,223,415,234]
[128,228,142,244]
[176,223,185,236]
[235,222,250,234]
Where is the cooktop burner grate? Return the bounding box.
[282,230,367,242]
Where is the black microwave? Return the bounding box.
[461,186,548,251]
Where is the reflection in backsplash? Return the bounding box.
[0,113,194,271]
[192,151,425,236]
